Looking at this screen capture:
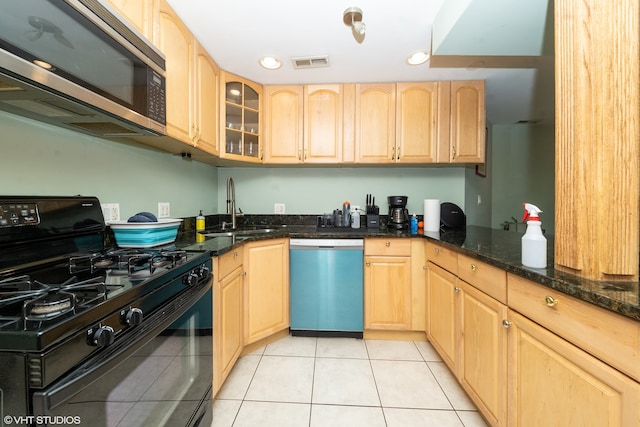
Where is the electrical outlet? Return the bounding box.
[274,203,285,214]
[158,202,171,218]
[100,203,120,222]
[477,195,482,205]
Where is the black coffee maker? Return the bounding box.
[387,196,409,229]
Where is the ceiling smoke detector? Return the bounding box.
[343,7,366,44]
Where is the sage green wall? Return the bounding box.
[0,112,218,219]
[216,167,466,217]
[490,123,555,234]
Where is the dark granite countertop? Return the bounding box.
[175,224,640,322]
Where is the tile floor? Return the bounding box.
[211,335,488,427]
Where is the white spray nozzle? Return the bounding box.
[522,203,543,221]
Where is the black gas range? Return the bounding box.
[0,197,213,427]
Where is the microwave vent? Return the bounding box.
[70,121,142,136]
[292,56,330,69]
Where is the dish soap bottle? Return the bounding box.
[410,213,418,234]
[196,210,205,232]
[521,202,546,268]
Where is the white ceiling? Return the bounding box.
[166,0,554,125]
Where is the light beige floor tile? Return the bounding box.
[264,335,317,357]
[415,341,443,362]
[384,407,465,427]
[215,355,261,400]
[210,399,241,427]
[245,355,315,403]
[428,362,477,410]
[312,358,380,406]
[365,339,424,361]
[233,401,310,427]
[371,360,452,409]
[311,404,386,427]
[316,337,368,359]
[457,410,489,427]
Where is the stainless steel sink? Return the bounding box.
[203,225,285,238]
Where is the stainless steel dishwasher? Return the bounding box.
[289,238,364,338]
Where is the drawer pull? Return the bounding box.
[502,319,512,328]
[471,263,477,271]
[233,251,238,258]
[434,248,441,254]
[385,241,391,247]
[545,296,559,307]
[454,287,461,293]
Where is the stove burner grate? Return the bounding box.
[0,275,123,324]
[69,248,188,276]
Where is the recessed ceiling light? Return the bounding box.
[33,59,54,70]
[259,56,282,70]
[407,51,430,66]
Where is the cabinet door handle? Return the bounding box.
[391,147,395,160]
[304,148,308,160]
[298,149,302,160]
[545,296,559,307]
[471,264,477,271]
[423,265,428,270]
[502,319,512,328]
[365,262,371,267]
[396,147,401,160]
[454,287,460,293]
[385,241,391,247]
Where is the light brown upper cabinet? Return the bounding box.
[220,72,263,163]
[264,84,344,164]
[447,80,486,164]
[155,1,219,155]
[395,82,441,163]
[105,0,155,41]
[354,83,396,163]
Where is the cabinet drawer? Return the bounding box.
[365,238,411,256]
[508,273,640,382]
[425,241,457,274]
[218,248,243,278]
[457,254,506,304]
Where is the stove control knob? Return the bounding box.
[89,325,115,348]
[183,271,198,286]
[198,265,210,279]
[121,307,143,327]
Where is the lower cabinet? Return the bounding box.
[243,238,290,344]
[213,249,243,395]
[459,281,507,426]
[427,241,640,427]
[426,262,459,373]
[507,309,640,426]
[364,238,412,330]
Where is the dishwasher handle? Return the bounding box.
[290,238,363,250]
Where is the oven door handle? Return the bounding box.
[32,278,212,414]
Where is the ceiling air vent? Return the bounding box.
[291,56,329,69]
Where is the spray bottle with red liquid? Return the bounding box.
[521,202,547,268]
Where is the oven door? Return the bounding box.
[32,280,213,427]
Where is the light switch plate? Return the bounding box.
[158,202,171,218]
[101,203,120,222]
[274,203,285,214]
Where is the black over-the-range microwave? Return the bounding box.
[0,0,166,137]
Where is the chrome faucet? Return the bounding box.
[226,176,243,229]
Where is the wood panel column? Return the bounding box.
[554,0,640,280]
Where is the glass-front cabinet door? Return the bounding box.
[221,72,262,162]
